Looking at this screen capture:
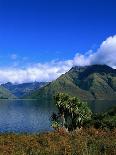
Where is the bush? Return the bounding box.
[51,93,92,131]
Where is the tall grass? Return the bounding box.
[0,128,115,155]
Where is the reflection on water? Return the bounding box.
[0,99,115,133]
[88,100,116,113]
[0,100,56,133]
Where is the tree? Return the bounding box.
[51,93,92,131]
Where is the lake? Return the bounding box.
[0,99,115,133]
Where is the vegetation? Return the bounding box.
[51,93,92,131]
[51,93,116,131]
[0,128,115,155]
[89,106,116,130]
[0,85,16,99]
[26,65,116,101]
[0,72,115,155]
[0,93,115,154]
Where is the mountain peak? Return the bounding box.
[71,64,115,75]
[72,64,113,70]
[27,64,116,101]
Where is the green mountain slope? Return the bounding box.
[0,85,16,99]
[26,65,116,101]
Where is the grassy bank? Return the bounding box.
[0,128,115,155]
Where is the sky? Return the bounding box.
[0,0,116,83]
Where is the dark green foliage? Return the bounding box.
[26,65,116,101]
[51,93,92,131]
[86,106,116,130]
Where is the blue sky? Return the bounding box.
[0,0,116,83]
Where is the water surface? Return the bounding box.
[0,99,56,133]
[0,99,115,133]
[88,100,116,113]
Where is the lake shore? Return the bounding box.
[0,128,116,155]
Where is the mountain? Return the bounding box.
[0,85,16,99]
[25,65,116,101]
[2,82,48,97]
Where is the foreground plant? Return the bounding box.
[51,93,92,131]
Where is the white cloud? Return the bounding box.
[73,35,116,68]
[0,60,73,84]
[0,35,116,84]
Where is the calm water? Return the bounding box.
[0,100,56,133]
[88,100,116,113]
[0,99,115,133]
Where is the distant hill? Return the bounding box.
[0,85,16,99]
[25,65,116,101]
[2,82,48,98]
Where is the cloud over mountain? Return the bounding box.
[0,60,73,84]
[0,35,116,84]
[73,35,116,68]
